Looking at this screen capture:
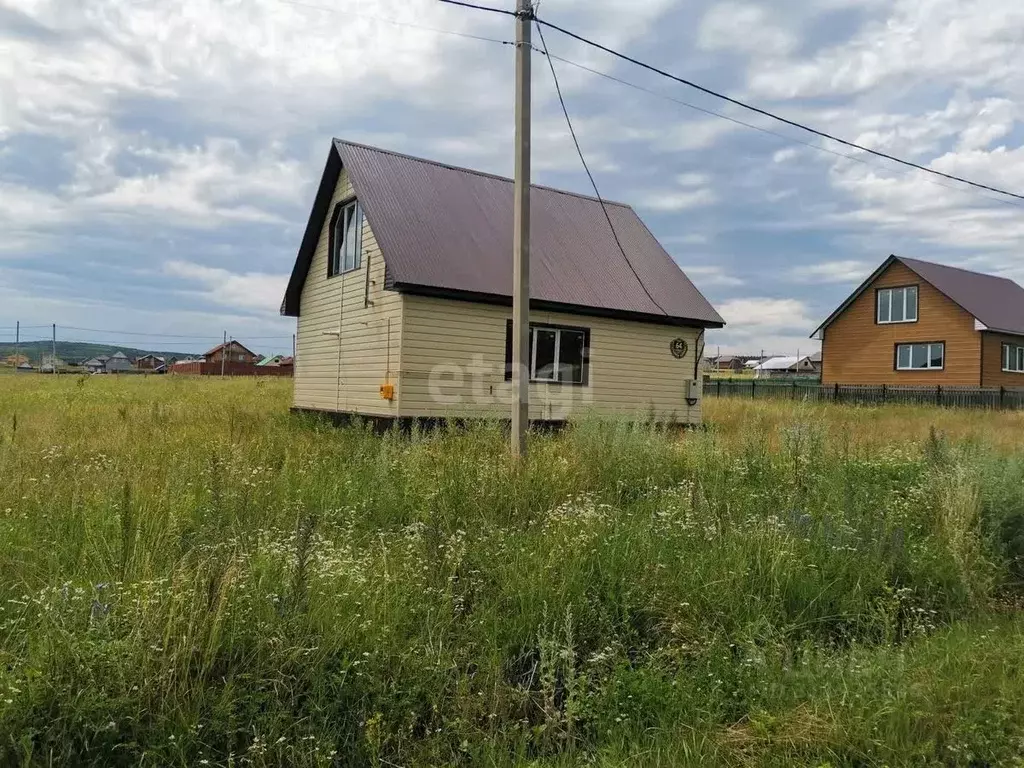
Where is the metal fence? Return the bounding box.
[705,378,1024,410]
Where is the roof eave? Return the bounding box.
[392,281,726,329]
[281,144,344,318]
[810,254,900,338]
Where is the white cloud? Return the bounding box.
[718,297,814,333]
[163,260,288,314]
[681,265,744,287]
[638,172,717,211]
[773,148,798,163]
[789,260,872,283]
[698,2,796,56]
[748,0,1024,99]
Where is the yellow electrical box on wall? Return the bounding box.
[379,383,395,401]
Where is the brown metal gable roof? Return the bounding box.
[812,254,1024,337]
[282,139,724,327]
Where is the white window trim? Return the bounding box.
[1002,342,1024,374]
[895,342,944,371]
[331,200,363,276]
[877,286,918,325]
[529,326,585,384]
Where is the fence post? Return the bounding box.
[718,379,722,398]
[882,383,887,403]
[936,385,942,407]
[792,380,797,400]
[1000,386,1006,409]
[751,379,756,399]
[834,382,840,403]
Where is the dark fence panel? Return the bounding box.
[706,379,1024,410]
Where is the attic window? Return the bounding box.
[328,200,363,277]
[877,286,918,324]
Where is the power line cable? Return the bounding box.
[534,20,669,316]
[436,0,517,17]
[532,47,1024,211]
[532,15,1024,203]
[279,0,514,45]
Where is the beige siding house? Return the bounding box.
[282,140,724,427]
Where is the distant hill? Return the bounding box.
[0,341,203,365]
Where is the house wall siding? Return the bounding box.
[981,332,1024,388]
[294,168,402,416]
[397,295,703,423]
[821,262,981,386]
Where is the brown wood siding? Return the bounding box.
[981,332,1024,388]
[821,261,980,386]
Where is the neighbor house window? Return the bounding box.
[505,321,590,384]
[1003,343,1024,373]
[328,200,363,277]
[877,286,918,324]
[895,342,944,370]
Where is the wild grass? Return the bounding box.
[1,376,1024,766]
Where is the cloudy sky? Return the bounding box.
[2,0,1023,356]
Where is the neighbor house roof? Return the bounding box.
[281,139,724,328]
[205,340,257,357]
[753,356,808,371]
[813,255,1024,338]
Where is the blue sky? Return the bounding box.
[2,0,1023,357]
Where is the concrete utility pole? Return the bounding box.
[51,324,56,375]
[14,321,19,369]
[221,330,227,377]
[511,0,532,458]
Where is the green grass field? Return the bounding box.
[2,376,1024,766]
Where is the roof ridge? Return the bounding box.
[333,138,632,209]
[896,254,1018,285]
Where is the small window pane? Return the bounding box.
[905,290,921,323]
[897,344,912,369]
[910,343,927,368]
[1018,347,1024,372]
[878,290,891,323]
[557,330,585,383]
[929,343,943,369]
[891,288,906,322]
[533,329,557,381]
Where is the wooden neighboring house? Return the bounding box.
[713,355,745,373]
[204,341,258,365]
[812,254,1024,387]
[281,139,725,426]
[135,354,167,372]
[83,355,110,373]
[105,351,133,373]
[808,350,822,373]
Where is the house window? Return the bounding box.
[1003,343,1024,373]
[877,286,918,324]
[328,200,363,277]
[895,342,944,371]
[505,321,590,385]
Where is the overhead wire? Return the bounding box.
[533,17,669,316]
[278,0,514,45]
[532,48,1024,210]
[532,15,1024,204]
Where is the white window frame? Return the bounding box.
[1003,343,1024,373]
[895,342,944,371]
[877,286,918,324]
[529,326,586,384]
[330,200,363,276]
